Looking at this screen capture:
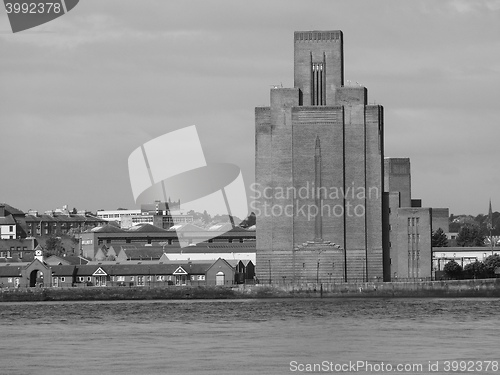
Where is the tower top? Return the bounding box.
[294,30,343,42]
[294,30,344,105]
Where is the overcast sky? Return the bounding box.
[1,0,499,216]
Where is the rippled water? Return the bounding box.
[1,298,499,375]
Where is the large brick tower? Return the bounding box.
[255,30,384,283]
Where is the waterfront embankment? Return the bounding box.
[1,278,500,302]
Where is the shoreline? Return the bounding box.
[1,278,500,302]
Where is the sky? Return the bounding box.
[1,0,499,216]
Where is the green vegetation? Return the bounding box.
[431,228,448,247]
[456,224,485,247]
[443,260,463,279]
[443,255,500,279]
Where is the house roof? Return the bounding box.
[207,223,233,232]
[23,214,103,224]
[50,265,76,276]
[225,259,242,267]
[105,263,179,275]
[91,224,126,233]
[159,243,256,253]
[75,265,109,276]
[127,223,167,233]
[45,255,89,266]
[0,203,25,216]
[121,248,165,260]
[0,215,16,225]
[0,266,23,277]
[206,258,235,273]
[168,223,206,232]
[75,261,215,276]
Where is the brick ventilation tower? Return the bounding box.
[255,30,384,283]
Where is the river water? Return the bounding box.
[0,298,499,375]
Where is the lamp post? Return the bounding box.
[268,259,272,285]
[316,259,320,284]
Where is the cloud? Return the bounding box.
[1,0,499,215]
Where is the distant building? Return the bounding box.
[0,238,37,263]
[433,247,500,274]
[0,203,26,239]
[0,258,252,287]
[97,200,193,229]
[383,157,449,280]
[20,212,105,236]
[79,224,255,260]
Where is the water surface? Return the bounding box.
[1,298,498,374]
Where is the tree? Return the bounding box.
[483,254,500,277]
[456,225,485,247]
[443,260,462,279]
[463,261,487,279]
[202,210,211,225]
[44,236,65,257]
[432,228,448,247]
[239,212,256,228]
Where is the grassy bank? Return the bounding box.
[2,278,500,302]
[0,286,240,302]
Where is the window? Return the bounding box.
[87,277,91,282]
[78,277,84,282]
[156,275,164,281]
[7,251,11,258]
[19,252,23,259]
[117,276,125,282]
[61,277,66,282]
[23,247,27,251]
[8,278,12,283]
[130,276,134,281]
[0,252,4,258]
[9,226,13,232]
[197,275,205,281]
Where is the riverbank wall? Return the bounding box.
[1,278,500,302]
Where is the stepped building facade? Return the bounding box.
[255,30,384,282]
